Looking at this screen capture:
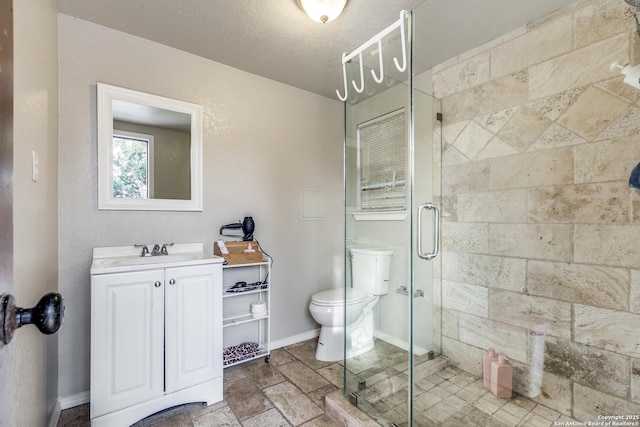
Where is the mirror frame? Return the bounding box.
[97,82,203,211]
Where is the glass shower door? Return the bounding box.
[409,84,443,425]
[343,74,415,426]
[341,9,442,425]
[408,4,445,423]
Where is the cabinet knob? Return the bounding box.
[169,279,176,286]
[154,281,162,288]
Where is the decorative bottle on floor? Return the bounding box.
[490,354,513,398]
[482,348,498,389]
[527,325,545,398]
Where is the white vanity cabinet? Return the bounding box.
[90,244,223,427]
[164,265,221,392]
[91,269,165,417]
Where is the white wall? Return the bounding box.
[57,15,344,398]
[13,0,59,425]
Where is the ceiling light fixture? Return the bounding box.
[297,0,348,24]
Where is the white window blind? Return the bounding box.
[357,109,406,210]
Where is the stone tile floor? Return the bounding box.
[58,338,580,427]
[58,339,339,427]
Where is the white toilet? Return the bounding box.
[309,248,392,362]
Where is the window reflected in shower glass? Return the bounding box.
[357,108,406,210]
[112,130,154,199]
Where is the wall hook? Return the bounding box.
[371,40,385,83]
[393,10,408,73]
[336,52,349,101]
[351,52,365,93]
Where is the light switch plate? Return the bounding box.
[31,150,39,182]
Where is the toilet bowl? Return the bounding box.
[309,248,392,362]
[308,288,374,361]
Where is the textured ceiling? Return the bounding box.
[54,0,577,99]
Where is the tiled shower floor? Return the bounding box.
[58,338,579,427]
[351,363,579,427]
[344,340,580,427]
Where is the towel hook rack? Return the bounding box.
[336,10,409,101]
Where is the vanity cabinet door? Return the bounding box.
[91,269,165,418]
[164,264,222,393]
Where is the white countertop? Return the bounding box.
[90,243,224,275]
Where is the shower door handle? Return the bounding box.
[417,202,439,260]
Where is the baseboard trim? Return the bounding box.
[58,390,90,410]
[270,329,320,350]
[47,400,62,427]
[374,330,429,356]
[48,391,89,427]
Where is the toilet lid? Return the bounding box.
[312,288,367,306]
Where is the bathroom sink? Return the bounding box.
[90,243,224,274]
[101,254,199,267]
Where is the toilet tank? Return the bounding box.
[350,248,392,295]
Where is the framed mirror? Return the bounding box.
[97,83,203,211]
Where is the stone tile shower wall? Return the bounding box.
[431,0,640,420]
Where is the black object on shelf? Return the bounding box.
[226,281,267,293]
[219,216,255,241]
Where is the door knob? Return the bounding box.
[0,292,65,345]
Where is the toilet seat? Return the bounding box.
[311,288,367,307]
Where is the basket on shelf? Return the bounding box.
[214,240,263,265]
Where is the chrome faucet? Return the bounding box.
[135,243,173,257]
[134,244,150,257]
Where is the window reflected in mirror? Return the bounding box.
[112,130,152,199]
